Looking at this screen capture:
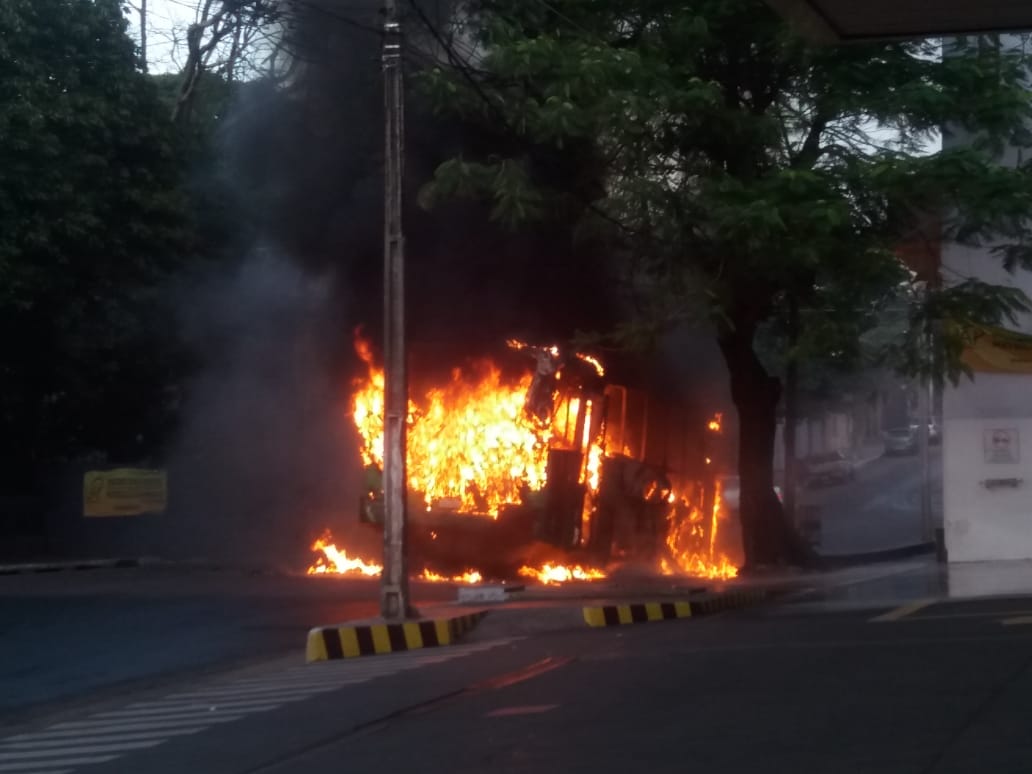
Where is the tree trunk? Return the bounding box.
[783,295,799,525]
[719,323,816,571]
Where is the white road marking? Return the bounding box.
[233,669,399,685]
[227,672,399,688]
[166,684,340,700]
[869,599,935,622]
[0,756,116,772]
[0,729,205,748]
[88,706,279,722]
[52,715,244,731]
[0,741,162,760]
[133,688,335,706]
[0,638,517,774]
[124,697,311,714]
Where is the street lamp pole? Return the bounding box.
[380,0,411,621]
[918,375,932,544]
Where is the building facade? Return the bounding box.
[942,35,1032,561]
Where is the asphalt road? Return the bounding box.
[4,580,1032,774]
[800,448,943,555]
[0,568,454,719]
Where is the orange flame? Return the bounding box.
[707,413,723,433]
[308,534,486,582]
[352,336,551,516]
[584,444,603,492]
[518,563,607,584]
[660,554,738,579]
[419,568,483,584]
[575,352,605,377]
[352,334,606,517]
[307,536,382,576]
[661,480,738,580]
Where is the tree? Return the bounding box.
[0,0,193,489]
[417,1,1032,569]
[167,0,304,124]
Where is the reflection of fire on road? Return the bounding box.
[309,333,738,583]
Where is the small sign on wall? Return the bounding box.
[84,469,167,517]
[984,428,1020,464]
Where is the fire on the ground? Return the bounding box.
[307,334,738,583]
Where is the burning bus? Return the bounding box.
[309,334,739,582]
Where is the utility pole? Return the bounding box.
[918,374,932,545]
[380,0,411,621]
[139,0,148,72]
[918,280,935,555]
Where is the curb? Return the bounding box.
[0,558,140,576]
[583,588,769,628]
[306,610,488,662]
[818,542,936,568]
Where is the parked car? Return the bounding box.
[904,422,941,447]
[800,450,855,488]
[884,426,918,455]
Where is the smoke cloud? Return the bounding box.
[161,252,374,568]
[155,2,621,570]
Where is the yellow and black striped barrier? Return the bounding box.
[583,601,692,627]
[583,589,768,628]
[306,610,488,662]
[689,588,768,616]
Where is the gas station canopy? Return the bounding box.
[766,0,1032,42]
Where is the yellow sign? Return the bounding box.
[84,469,167,517]
[962,327,1032,374]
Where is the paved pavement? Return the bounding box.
[5,564,1032,774]
[0,568,454,719]
[800,449,942,555]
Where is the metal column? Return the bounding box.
[380,0,412,620]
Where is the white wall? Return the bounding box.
[942,240,1032,561]
[942,243,1032,562]
[943,416,1032,561]
[941,33,1032,562]
[945,239,1032,561]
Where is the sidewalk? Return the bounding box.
[771,556,1032,610]
[0,557,142,575]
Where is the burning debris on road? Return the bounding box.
[308,333,739,584]
[307,532,605,585]
[518,563,607,585]
[307,535,382,577]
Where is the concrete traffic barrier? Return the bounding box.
[457,584,524,603]
[583,601,693,627]
[306,610,488,661]
[582,588,768,627]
